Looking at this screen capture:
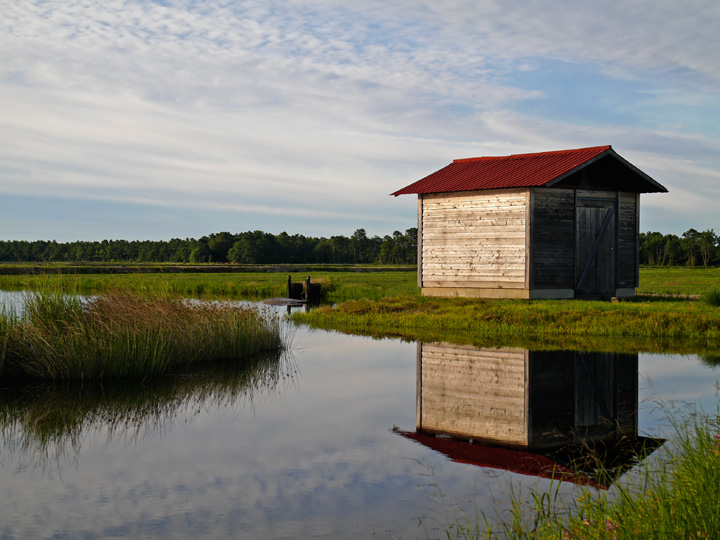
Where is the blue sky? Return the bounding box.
[1,0,718,241]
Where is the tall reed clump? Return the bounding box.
[0,292,285,380]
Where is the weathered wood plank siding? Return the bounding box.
[421,190,529,290]
[617,192,639,288]
[419,343,529,446]
[530,189,575,289]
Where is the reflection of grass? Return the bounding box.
[290,295,720,355]
[1,292,285,379]
[0,349,295,467]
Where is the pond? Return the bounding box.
[0,291,718,539]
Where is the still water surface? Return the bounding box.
[0,292,718,539]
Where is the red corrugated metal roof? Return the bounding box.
[392,145,629,196]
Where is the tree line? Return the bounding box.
[2,227,717,267]
[639,229,719,266]
[0,229,418,265]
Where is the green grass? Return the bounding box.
[441,409,720,539]
[0,270,419,302]
[703,289,720,307]
[1,266,718,302]
[290,295,720,354]
[638,266,720,296]
[0,292,286,380]
[4,267,719,355]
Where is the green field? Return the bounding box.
[1,266,719,299]
[637,266,720,295]
[0,269,419,303]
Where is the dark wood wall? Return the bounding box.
[530,189,640,294]
[617,192,639,288]
[531,189,575,289]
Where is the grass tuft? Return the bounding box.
[0,292,285,380]
[703,289,720,307]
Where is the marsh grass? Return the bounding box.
[291,295,720,355]
[0,270,419,302]
[0,292,285,380]
[703,289,720,307]
[422,408,720,539]
[486,410,720,539]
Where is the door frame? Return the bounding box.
[575,195,618,297]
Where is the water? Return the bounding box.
[1,291,718,539]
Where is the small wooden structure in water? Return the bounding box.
[392,145,667,299]
[264,275,322,307]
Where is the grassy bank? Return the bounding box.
[0,292,285,380]
[444,409,720,539]
[290,295,720,354]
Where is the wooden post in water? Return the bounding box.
[304,275,322,304]
[287,275,303,300]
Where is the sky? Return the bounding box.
[1,0,719,242]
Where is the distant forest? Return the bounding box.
[639,229,719,267]
[0,229,418,265]
[1,227,718,267]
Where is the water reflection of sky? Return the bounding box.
[1,291,718,539]
[638,353,719,436]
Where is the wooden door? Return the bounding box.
[575,200,616,297]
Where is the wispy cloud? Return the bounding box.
[1,0,718,240]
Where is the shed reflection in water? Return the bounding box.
[396,343,663,489]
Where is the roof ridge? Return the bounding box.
[391,144,666,196]
[453,145,611,163]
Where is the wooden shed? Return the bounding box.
[392,145,668,299]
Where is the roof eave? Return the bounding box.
[543,147,614,188]
[605,147,669,193]
[544,147,669,193]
